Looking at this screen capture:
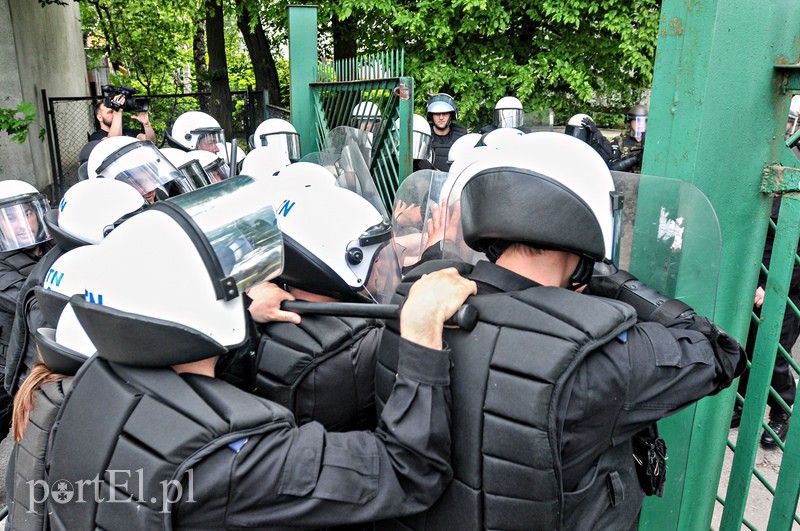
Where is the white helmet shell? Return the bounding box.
[447,133,483,164]
[55,179,145,245]
[495,96,523,110]
[240,146,291,179]
[350,102,382,134]
[493,97,524,128]
[216,142,246,165]
[87,209,252,347]
[169,111,224,152]
[87,136,138,179]
[54,304,97,359]
[253,119,301,161]
[159,147,193,168]
[481,127,525,147]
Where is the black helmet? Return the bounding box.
[426,93,458,121]
[625,104,648,122]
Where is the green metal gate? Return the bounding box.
[288,5,414,212]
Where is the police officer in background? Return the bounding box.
[374,133,745,530]
[610,104,648,173]
[427,93,468,172]
[0,180,53,441]
[44,176,475,529]
[479,96,532,134]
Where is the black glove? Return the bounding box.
[588,269,694,325]
[608,151,643,171]
[681,316,746,392]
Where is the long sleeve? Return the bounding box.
[174,337,453,530]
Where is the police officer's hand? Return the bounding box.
[246,281,301,324]
[581,116,597,130]
[401,268,477,350]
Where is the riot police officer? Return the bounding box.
[427,93,468,172]
[610,104,648,173]
[44,176,475,529]
[0,180,53,441]
[374,132,745,530]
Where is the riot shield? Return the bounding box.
[390,169,450,268]
[300,126,388,220]
[611,170,721,314]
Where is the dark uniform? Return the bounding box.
[5,245,65,396]
[0,244,52,439]
[46,336,452,530]
[431,124,468,172]
[87,128,143,142]
[610,132,644,173]
[249,315,384,432]
[375,260,744,530]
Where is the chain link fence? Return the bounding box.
[43,89,289,199]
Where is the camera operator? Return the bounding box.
[90,93,156,143]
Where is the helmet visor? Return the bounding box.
[179,159,215,188]
[97,142,180,195]
[633,116,647,140]
[167,175,283,293]
[0,193,52,251]
[259,132,302,162]
[203,158,230,183]
[494,108,524,128]
[194,128,225,152]
[412,130,433,162]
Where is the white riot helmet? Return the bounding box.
[86,136,137,179]
[158,147,205,195]
[454,133,618,284]
[67,176,284,366]
[240,146,291,179]
[565,114,592,143]
[90,140,180,200]
[187,149,230,184]
[265,182,399,303]
[447,132,483,165]
[216,142,246,168]
[45,179,145,250]
[350,102,382,134]
[270,162,338,188]
[167,111,224,153]
[494,96,524,128]
[480,127,525,148]
[412,114,434,163]
[253,119,302,162]
[0,180,52,252]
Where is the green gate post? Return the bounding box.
[288,5,319,156]
[635,1,800,529]
[398,76,414,184]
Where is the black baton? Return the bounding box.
[281,301,478,331]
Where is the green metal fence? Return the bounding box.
[310,52,413,211]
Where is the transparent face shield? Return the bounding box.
[632,116,647,141]
[391,170,450,268]
[194,128,225,153]
[259,132,302,162]
[494,108,524,128]
[164,175,284,299]
[412,130,433,163]
[203,157,230,184]
[0,193,52,251]
[347,230,401,304]
[350,116,382,135]
[95,141,180,196]
[178,159,215,189]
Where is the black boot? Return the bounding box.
[760,408,791,448]
[730,402,743,429]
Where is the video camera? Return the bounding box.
[101,85,150,113]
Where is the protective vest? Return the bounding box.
[611,133,643,173]
[46,357,294,531]
[253,315,383,431]
[375,264,641,530]
[0,249,44,369]
[6,245,65,395]
[8,378,72,531]
[431,124,468,172]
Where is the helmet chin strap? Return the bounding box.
[568,256,595,291]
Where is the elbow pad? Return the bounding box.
[588,269,694,325]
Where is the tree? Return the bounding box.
[332,0,659,128]
[206,0,234,137]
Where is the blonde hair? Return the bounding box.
[12,362,68,442]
